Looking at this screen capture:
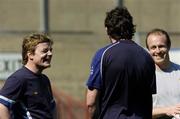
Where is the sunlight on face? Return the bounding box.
[32,42,53,69]
[147,34,169,66]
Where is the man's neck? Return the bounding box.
[156,61,171,71]
[110,38,127,43]
[25,63,42,74]
[111,38,117,43]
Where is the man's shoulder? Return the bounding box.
[93,44,114,58]
[171,62,180,70]
[96,42,121,55]
[10,67,28,77]
[6,66,31,82]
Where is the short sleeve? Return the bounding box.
[0,76,25,109]
[86,49,104,90]
[152,94,158,107]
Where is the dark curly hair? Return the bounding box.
[104,7,136,40]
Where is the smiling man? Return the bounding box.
[146,28,180,119]
[0,33,57,119]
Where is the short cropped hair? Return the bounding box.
[104,7,136,40]
[22,33,53,65]
[145,28,171,49]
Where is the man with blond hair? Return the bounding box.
[0,33,57,119]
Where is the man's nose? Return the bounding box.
[47,50,53,56]
[155,47,161,53]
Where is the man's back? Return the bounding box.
[99,40,156,119]
[86,7,156,119]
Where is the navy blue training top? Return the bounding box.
[86,40,156,119]
[0,66,56,119]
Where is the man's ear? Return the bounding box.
[105,27,108,32]
[27,52,33,60]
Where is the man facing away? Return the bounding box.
[0,33,57,119]
[86,6,156,119]
[146,28,180,119]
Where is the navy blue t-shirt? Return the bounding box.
[0,66,56,119]
[86,40,156,119]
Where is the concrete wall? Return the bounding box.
[0,0,180,100]
[125,0,180,46]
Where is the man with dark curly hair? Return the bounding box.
[86,7,156,119]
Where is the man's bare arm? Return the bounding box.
[86,89,99,119]
[153,104,180,119]
[0,103,10,119]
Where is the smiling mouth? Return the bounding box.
[154,56,163,59]
[155,55,162,58]
[43,59,51,63]
[154,55,165,61]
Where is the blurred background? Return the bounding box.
[0,0,180,118]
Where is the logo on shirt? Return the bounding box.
[90,66,94,75]
[33,91,38,95]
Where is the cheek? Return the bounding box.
[34,54,45,61]
[149,50,155,56]
[40,54,49,62]
[163,49,169,54]
[38,53,46,58]
[158,48,168,56]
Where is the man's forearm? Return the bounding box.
[87,104,96,118]
[86,89,99,119]
[153,106,174,118]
